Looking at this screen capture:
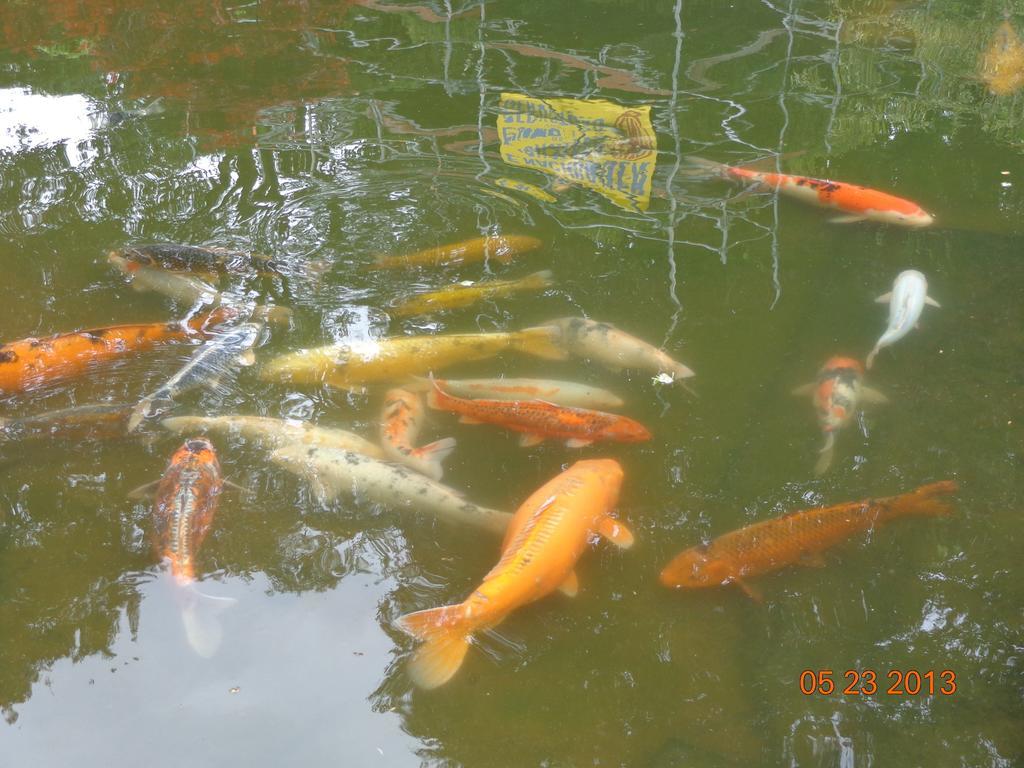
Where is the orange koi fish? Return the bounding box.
[685,156,934,227]
[426,379,651,448]
[660,481,957,600]
[150,438,225,584]
[370,234,542,269]
[380,388,456,481]
[792,356,887,475]
[396,459,632,688]
[0,308,234,397]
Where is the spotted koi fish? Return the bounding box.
[396,459,632,689]
[659,481,957,600]
[426,378,651,448]
[793,356,887,475]
[114,243,279,275]
[370,234,542,269]
[380,388,456,481]
[0,308,235,397]
[685,157,934,227]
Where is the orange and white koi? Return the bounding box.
[793,356,887,475]
[0,308,234,397]
[370,234,542,269]
[685,156,934,227]
[380,388,456,481]
[396,459,632,688]
[427,379,651,448]
[659,481,957,600]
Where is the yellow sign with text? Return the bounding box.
[497,93,657,212]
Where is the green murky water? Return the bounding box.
[1,1,1022,765]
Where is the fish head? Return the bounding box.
[167,437,222,479]
[608,417,653,443]
[168,555,196,585]
[573,458,624,498]
[872,206,934,228]
[659,545,732,588]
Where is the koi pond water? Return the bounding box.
[1,1,1022,766]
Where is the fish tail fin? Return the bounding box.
[887,480,959,519]
[814,433,835,476]
[525,269,555,289]
[126,399,155,433]
[680,155,730,179]
[515,325,568,361]
[412,437,457,481]
[178,583,237,658]
[865,346,880,370]
[396,604,473,689]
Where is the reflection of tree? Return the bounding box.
[0,0,354,150]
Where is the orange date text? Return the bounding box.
[798,669,957,696]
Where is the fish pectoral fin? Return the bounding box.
[564,438,592,448]
[126,479,162,500]
[223,479,255,497]
[925,295,941,308]
[557,570,580,597]
[518,433,546,448]
[597,516,635,549]
[791,382,816,397]
[828,214,867,224]
[237,349,257,366]
[874,291,892,303]
[860,386,889,405]
[459,415,484,425]
[732,577,763,602]
[798,551,828,569]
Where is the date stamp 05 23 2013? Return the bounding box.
[799,669,957,696]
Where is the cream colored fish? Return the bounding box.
[160,415,387,459]
[109,253,292,326]
[547,317,696,381]
[259,326,566,391]
[270,444,512,534]
[410,376,624,409]
[391,270,554,317]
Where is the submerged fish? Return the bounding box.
[145,437,234,656]
[259,326,566,391]
[396,459,632,689]
[793,356,887,475]
[0,403,134,444]
[0,309,233,397]
[115,243,280,276]
[380,388,456,481]
[427,379,650,448]
[270,444,512,535]
[659,481,957,600]
[866,270,940,369]
[547,317,696,382]
[391,270,554,317]
[128,323,262,431]
[415,376,624,410]
[981,19,1024,96]
[161,414,387,459]
[371,234,542,269]
[108,253,292,326]
[683,156,934,227]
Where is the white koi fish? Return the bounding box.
[866,270,940,369]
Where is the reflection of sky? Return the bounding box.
[0,87,97,166]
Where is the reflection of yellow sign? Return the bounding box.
[497,93,656,211]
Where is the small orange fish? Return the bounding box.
[151,438,224,584]
[380,388,456,481]
[370,234,542,269]
[396,459,632,688]
[660,480,957,600]
[793,356,887,475]
[686,156,933,227]
[0,308,235,397]
[426,379,650,448]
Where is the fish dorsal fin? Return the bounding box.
[597,516,634,549]
[459,415,485,425]
[127,479,162,500]
[875,291,892,303]
[223,479,255,497]
[558,570,579,597]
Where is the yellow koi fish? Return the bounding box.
[390,270,554,317]
[371,234,542,269]
[259,326,566,390]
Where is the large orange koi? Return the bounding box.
[426,379,651,448]
[686,157,934,227]
[660,481,957,600]
[0,308,234,397]
[396,459,632,688]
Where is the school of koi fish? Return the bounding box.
[0,159,958,689]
